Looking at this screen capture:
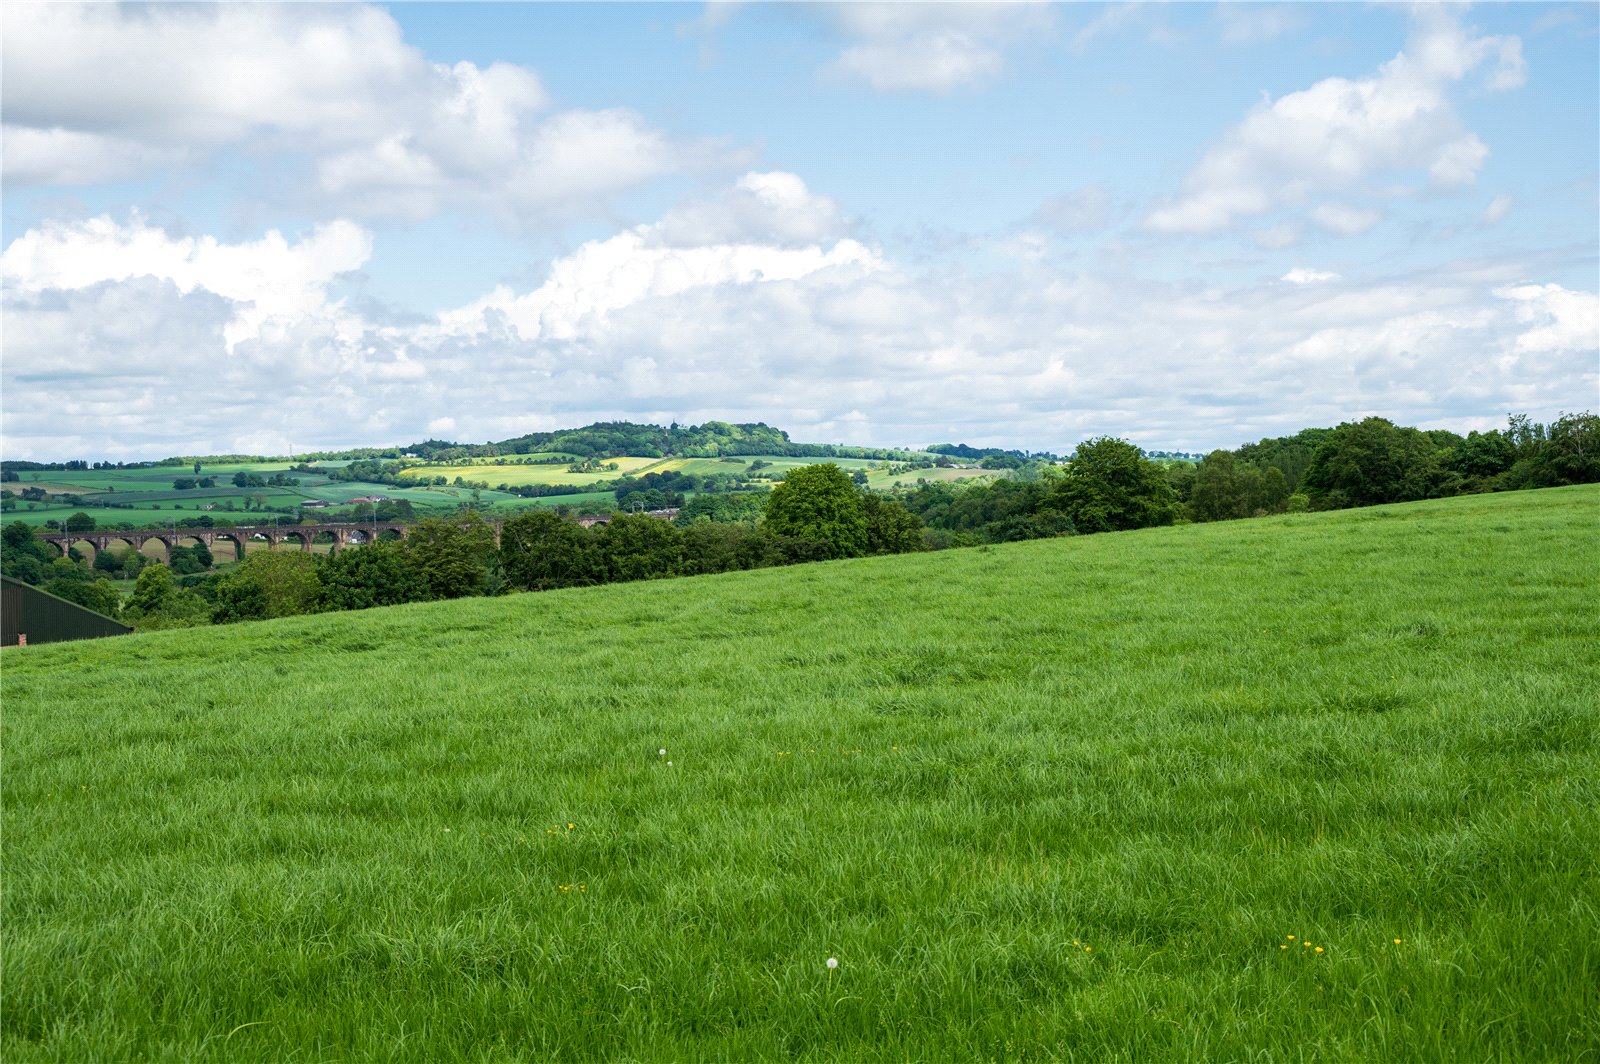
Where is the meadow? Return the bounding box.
[2,486,1596,1061]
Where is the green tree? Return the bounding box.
[212,551,322,621]
[2,521,55,584]
[499,510,595,590]
[127,563,178,615]
[64,511,97,533]
[592,514,683,582]
[403,513,498,599]
[1051,438,1179,533]
[762,464,868,559]
[861,492,925,555]
[316,541,428,611]
[45,575,122,618]
[1301,418,1455,509]
[1190,450,1245,522]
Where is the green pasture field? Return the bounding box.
[5,505,287,529]
[3,486,1596,1061]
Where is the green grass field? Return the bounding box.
[3,487,1596,1061]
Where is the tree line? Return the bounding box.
[901,412,1599,544]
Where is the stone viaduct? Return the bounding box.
[38,521,418,560]
[35,509,678,561]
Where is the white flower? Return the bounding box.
[658,748,667,756]
[826,957,839,969]
[666,761,673,767]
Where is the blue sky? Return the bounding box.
[2,2,1595,460]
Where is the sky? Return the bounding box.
[1,2,1596,461]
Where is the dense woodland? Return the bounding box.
[3,411,1595,632]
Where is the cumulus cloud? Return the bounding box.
[1495,284,1600,354]
[0,3,714,222]
[0,215,371,350]
[5,195,1595,459]
[436,173,878,341]
[823,2,1051,93]
[651,171,849,248]
[1144,8,1525,234]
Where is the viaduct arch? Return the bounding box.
[38,521,421,559]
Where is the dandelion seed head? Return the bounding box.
[826,957,838,969]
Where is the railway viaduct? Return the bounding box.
[34,509,677,560]
[36,521,422,560]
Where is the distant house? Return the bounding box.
[2,576,132,647]
[301,500,331,508]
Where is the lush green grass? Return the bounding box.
[3,487,1597,1062]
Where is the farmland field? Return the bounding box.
[398,453,1005,492]
[3,486,1596,1061]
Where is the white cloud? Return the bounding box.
[1312,203,1383,236]
[1144,9,1524,234]
[1481,194,1514,226]
[1282,268,1341,285]
[1494,284,1600,354]
[824,2,1051,93]
[435,172,876,341]
[652,171,848,248]
[5,197,1594,459]
[0,214,371,350]
[0,3,714,222]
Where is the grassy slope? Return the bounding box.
[3,487,1597,1062]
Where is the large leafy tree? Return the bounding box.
[1,521,55,584]
[1051,437,1179,533]
[762,463,868,559]
[499,510,596,590]
[861,493,925,555]
[403,512,498,599]
[317,541,428,611]
[1301,417,1456,509]
[211,551,322,622]
[592,514,683,582]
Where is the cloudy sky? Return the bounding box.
[2,2,1596,460]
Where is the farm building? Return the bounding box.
[1,575,132,647]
